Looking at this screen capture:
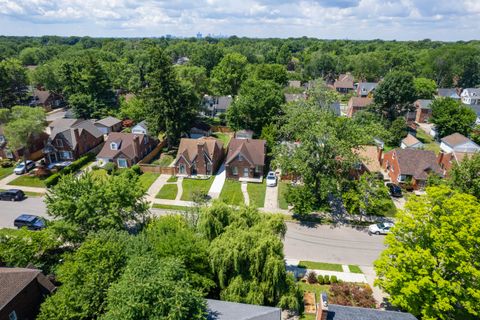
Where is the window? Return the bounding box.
[398,175,407,183]
[243,167,249,177]
[238,154,243,161]
[179,164,186,174]
[56,139,63,147]
[9,311,17,320]
[255,165,261,173]
[117,158,128,168]
[60,151,72,159]
[232,166,238,176]
[110,143,118,150]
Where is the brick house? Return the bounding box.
[437,133,480,175]
[93,116,122,134]
[383,148,443,189]
[225,138,266,181]
[0,267,56,320]
[414,99,433,123]
[97,132,157,168]
[174,137,224,176]
[346,97,373,118]
[0,126,49,161]
[333,73,354,94]
[43,120,104,164]
[29,89,64,112]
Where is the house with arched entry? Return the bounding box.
[174,137,224,176]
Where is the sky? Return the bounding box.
[0,0,479,41]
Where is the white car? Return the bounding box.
[266,171,277,187]
[14,160,35,175]
[368,222,394,235]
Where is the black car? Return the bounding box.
[0,189,25,201]
[386,183,403,197]
[14,214,46,230]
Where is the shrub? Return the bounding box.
[317,275,324,284]
[306,271,317,284]
[331,275,338,283]
[323,275,330,284]
[104,162,116,174]
[131,164,142,175]
[91,165,99,171]
[0,159,14,168]
[329,283,376,308]
[45,173,61,187]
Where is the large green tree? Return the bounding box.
[253,63,288,86]
[0,58,28,108]
[375,186,480,319]
[374,71,416,121]
[211,53,248,96]
[449,153,480,199]
[431,98,477,138]
[413,77,437,99]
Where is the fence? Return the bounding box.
[138,139,166,165]
[138,139,175,174]
[211,126,234,133]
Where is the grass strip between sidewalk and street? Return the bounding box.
[348,265,363,274]
[152,204,191,211]
[298,261,343,272]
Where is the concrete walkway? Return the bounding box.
[241,182,249,205]
[264,184,278,210]
[151,198,195,207]
[146,174,170,202]
[208,164,226,199]
[175,177,184,201]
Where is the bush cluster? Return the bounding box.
[316,274,339,284]
[45,153,95,187]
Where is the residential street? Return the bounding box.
[0,197,47,228]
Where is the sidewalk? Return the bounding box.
[151,198,195,207]
[208,164,226,199]
[241,182,249,205]
[146,174,170,202]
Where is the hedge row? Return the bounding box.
[45,153,95,187]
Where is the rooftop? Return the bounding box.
[206,299,281,320]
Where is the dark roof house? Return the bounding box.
[356,82,378,97]
[174,137,224,176]
[94,116,122,134]
[225,138,266,181]
[207,299,281,320]
[436,88,460,99]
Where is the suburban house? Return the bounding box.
[467,104,480,124]
[207,299,281,320]
[0,267,56,320]
[352,145,383,175]
[461,88,480,105]
[436,88,460,100]
[383,148,443,189]
[97,132,157,168]
[414,99,433,123]
[93,116,122,134]
[346,97,373,117]
[189,122,212,139]
[0,126,49,161]
[43,120,104,165]
[29,89,63,111]
[174,137,224,176]
[440,133,480,154]
[356,82,377,97]
[225,138,266,181]
[333,73,354,94]
[438,150,478,176]
[401,134,424,149]
[235,129,254,139]
[203,95,233,117]
[46,118,83,135]
[131,121,149,135]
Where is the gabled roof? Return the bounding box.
[95,116,122,127]
[217,96,233,110]
[352,145,382,172]
[226,138,266,166]
[175,137,224,165]
[50,120,103,149]
[415,99,433,109]
[349,97,373,108]
[401,134,422,147]
[462,88,480,97]
[48,118,82,129]
[97,132,149,160]
[133,120,148,130]
[327,304,417,320]
[389,148,442,180]
[33,89,53,104]
[441,133,472,147]
[207,299,281,320]
[357,82,378,93]
[437,88,460,98]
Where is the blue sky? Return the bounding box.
[0,0,479,40]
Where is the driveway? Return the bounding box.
[264,184,278,210]
[0,197,48,228]
[283,222,386,267]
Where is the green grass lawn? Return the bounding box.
[151,155,174,167]
[0,167,13,180]
[219,179,244,206]
[278,181,290,210]
[349,265,363,274]
[167,176,178,183]
[7,175,46,188]
[156,184,178,200]
[152,204,191,211]
[247,181,266,208]
[211,132,232,146]
[137,172,160,191]
[416,128,440,153]
[90,169,108,180]
[298,281,330,303]
[181,177,214,201]
[298,261,343,272]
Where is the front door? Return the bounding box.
[48,153,57,163]
[243,167,249,177]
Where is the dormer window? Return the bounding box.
[56,139,63,147]
[238,154,243,161]
[110,142,118,150]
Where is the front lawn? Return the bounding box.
[211,132,232,146]
[247,181,266,208]
[0,167,13,180]
[298,261,343,272]
[7,175,46,188]
[156,184,178,200]
[152,204,191,211]
[137,172,159,191]
[298,281,330,302]
[167,176,178,183]
[278,181,290,210]
[219,179,244,206]
[349,265,363,274]
[181,177,214,201]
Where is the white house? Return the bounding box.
[440,133,480,154]
[400,134,424,149]
[461,88,480,105]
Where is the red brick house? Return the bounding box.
[383,148,443,189]
[346,97,373,118]
[0,268,56,320]
[43,120,104,164]
[225,138,266,181]
[414,99,433,123]
[0,126,49,161]
[30,89,64,112]
[97,132,157,168]
[174,137,224,176]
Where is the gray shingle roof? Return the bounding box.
[50,120,103,148]
[95,116,122,127]
[357,82,378,93]
[392,148,443,180]
[206,299,281,320]
[327,304,417,320]
[416,99,433,109]
[437,88,459,99]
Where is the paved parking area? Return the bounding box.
[0,197,47,228]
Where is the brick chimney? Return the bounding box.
[316,293,328,320]
[73,128,81,152]
[377,146,383,166]
[133,135,140,160]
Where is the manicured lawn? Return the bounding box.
[151,155,174,167]
[219,179,244,206]
[211,132,232,146]
[152,204,191,211]
[247,181,266,208]
[7,175,46,188]
[416,128,441,153]
[167,176,178,183]
[137,172,159,191]
[181,177,214,201]
[156,184,178,200]
[90,169,108,180]
[349,265,363,274]
[298,281,330,302]
[298,261,343,272]
[0,167,13,180]
[278,181,290,210]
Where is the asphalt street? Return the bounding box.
[0,196,48,228]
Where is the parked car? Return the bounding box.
[0,189,25,201]
[368,222,394,235]
[266,171,277,187]
[14,160,35,175]
[386,183,402,197]
[14,214,45,231]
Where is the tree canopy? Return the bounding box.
[431,98,477,138]
[374,71,416,121]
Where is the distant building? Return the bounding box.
[356,82,378,97]
[401,134,424,149]
[346,97,374,117]
[440,133,480,154]
[333,73,354,94]
[461,88,480,105]
[131,121,149,135]
[94,116,122,135]
[203,95,233,117]
[414,99,433,123]
[436,88,460,100]
[235,129,254,139]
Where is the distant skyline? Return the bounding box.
[1,0,479,41]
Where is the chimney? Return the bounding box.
[73,128,81,151]
[377,146,383,166]
[197,141,204,158]
[316,293,328,320]
[133,135,140,160]
[437,151,445,165]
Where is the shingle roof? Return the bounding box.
[327,304,417,320]
[357,82,378,93]
[437,88,459,98]
[175,137,224,165]
[401,134,422,147]
[463,88,480,96]
[95,116,122,127]
[206,299,281,320]
[441,133,471,147]
[416,99,433,109]
[352,145,382,172]
[226,138,266,166]
[33,89,52,104]
[50,120,103,149]
[350,97,373,107]
[97,132,149,160]
[391,148,442,180]
[334,80,354,89]
[217,96,233,111]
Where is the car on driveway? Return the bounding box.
[14,214,45,230]
[266,171,277,187]
[0,189,25,201]
[368,222,394,235]
[386,183,402,197]
[14,160,35,175]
